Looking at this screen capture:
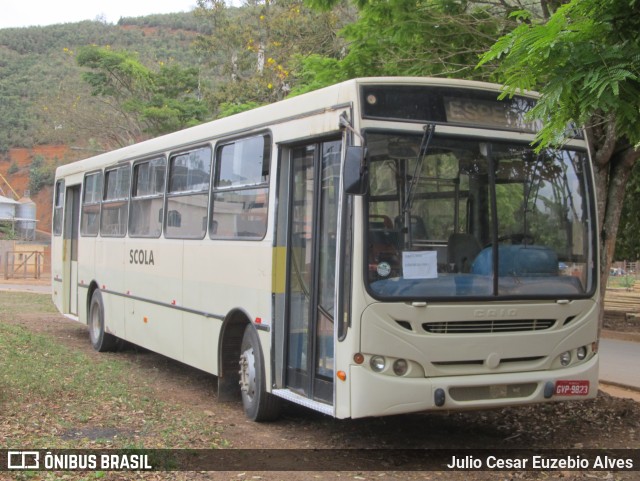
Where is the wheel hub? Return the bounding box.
[90,305,100,342]
[239,347,256,400]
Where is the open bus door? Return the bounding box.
[63,185,80,316]
[282,139,342,407]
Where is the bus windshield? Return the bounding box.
[365,132,594,300]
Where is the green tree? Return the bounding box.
[293,0,517,93]
[479,0,640,323]
[28,155,55,194]
[0,221,18,240]
[76,45,209,140]
[615,163,640,261]
[194,0,349,113]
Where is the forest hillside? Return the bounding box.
[0,12,210,232]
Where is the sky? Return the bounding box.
[0,0,198,29]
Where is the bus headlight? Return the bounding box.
[560,351,572,366]
[370,356,386,372]
[393,359,409,376]
[362,355,425,377]
[576,346,587,360]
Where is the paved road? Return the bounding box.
[0,282,51,294]
[599,338,640,390]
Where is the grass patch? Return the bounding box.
[607,276,637,289]
[0,292,227,450]
[0,291,58,317]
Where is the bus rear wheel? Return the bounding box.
[238,324,281,421]
[88,290,117,352]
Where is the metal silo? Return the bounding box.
[16,191,37,241]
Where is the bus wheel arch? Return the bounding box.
[218,309,281,421]
[217,309,250,402]
[86,281,100,324]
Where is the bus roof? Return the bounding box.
[55,77,521,178]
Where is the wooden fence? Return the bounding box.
[604,280,640,328]
[3,251,48,280]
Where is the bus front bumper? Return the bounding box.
[348,355,598,419]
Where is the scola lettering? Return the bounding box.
[129,249,155,265]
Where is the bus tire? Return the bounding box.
[239,324,281,422]
[88,290,117,352]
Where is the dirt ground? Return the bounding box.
[2,289,640,480]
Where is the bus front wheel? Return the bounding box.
[238,324,281,421]
[88,290,117,352]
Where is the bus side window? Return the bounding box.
[101,165,130,237]
[165,146,212,240]
[81,171,103,237]
[53,179,65,236]
[211,134,271,240]
[130,157,166,238]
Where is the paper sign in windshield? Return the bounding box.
[402,251,437,279]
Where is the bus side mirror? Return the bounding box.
[344,146,367,195]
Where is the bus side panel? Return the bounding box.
[182,242,220,374]
[181,242,273,376]
[128,300,184,360]
[124,239,185,361]
[95,238,126,338]
[182,312,220,374]
[77,237,97,323]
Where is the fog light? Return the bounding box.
[560,351,571,366]
[370,355,386,372]
[576,346,587,360]
[353,353,365,364]
[393,359,409,376]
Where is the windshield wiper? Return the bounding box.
[401,124,435,247]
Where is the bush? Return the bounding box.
[28,155,55,194]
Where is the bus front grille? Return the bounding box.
[422,319,555,334]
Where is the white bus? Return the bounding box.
[52,77,599,421]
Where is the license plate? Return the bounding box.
[554,380,590,396]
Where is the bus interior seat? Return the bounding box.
[368,214,400,275]
[369,214,393,230]
[394,215,427,239]
[448,233,481,273]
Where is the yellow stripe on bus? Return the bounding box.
[272,246,287,294]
